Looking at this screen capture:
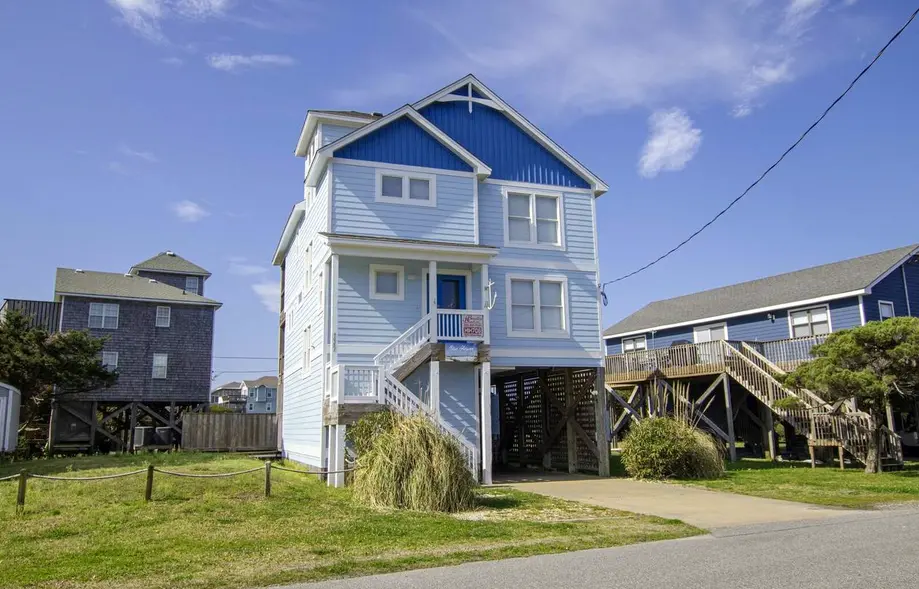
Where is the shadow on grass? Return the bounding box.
[475,494,524,510]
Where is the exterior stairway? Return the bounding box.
[719,340,903,467]
[372,313,479,474]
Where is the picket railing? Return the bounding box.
[605,340,727,382]
[751,335,828,371]
[436,309,486,342]
[373,314,432,373]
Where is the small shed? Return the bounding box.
[0,382,22,453]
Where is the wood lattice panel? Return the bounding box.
[572,369,599,472]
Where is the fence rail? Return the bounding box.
[181,413,278,452]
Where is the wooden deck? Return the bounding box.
[605,336,826,385]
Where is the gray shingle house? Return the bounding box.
[7,251,221,451]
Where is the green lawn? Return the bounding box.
[680,458,919,509]
[0,454,700,589]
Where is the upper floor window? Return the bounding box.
[504,189,563,248]
[370,264,405,301]
[89,303,119,329]
[789,306,830,338]
[622,336,647,352]
[101,351,118,372]
[375,169,436,207]
[879,300,895,321]
[304,243,312,292]
[156,306,171,328]
[507,275,568,338]
[152,353,168,379]
[185,276,199,294]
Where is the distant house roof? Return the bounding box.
[243,376,278,388]
[311,110,381,120]
[55,268,222,307]
[130,252,211,277]
[213,381,242,391]
[604,244,919,338]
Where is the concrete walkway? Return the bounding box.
[502,473,852,529]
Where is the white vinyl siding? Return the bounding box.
[503,188,563,249]
[369,264,404,301]
[155,306,171,328]
[506,275,569,338]
[789,306,831,338]
[879,300,895,320]
[152,353,168,379]
[622,336,647,352]
[101,351,118,371]
[185,276,199,294]
[304,243,312,292]
[88,303,119,329]
[303,325,311,372]
[375,169,436,207]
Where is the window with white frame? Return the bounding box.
[185,276,199,294]
[101,351,118,372]
[88,303,119,329]
[622,336,647,352]
[303,325,311,371]
[508,276,568,337]
[152,353,168,379]
[370,264,404,300]
[504,189,562,247]
[879,300,895,320]
[789,306,830,338]
[376,170,436,206]
[155,306,171,328]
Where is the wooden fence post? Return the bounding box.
[264,461,271,497]
[16,470,27,514]
[145,465,154,502]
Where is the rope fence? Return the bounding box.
[1,460,360,513]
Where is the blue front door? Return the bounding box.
[426,274,467,312]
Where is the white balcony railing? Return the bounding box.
[331,364,381,403]
[436,309,486,342]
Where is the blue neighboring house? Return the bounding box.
[241,376,278,414]
[272,75,610,485]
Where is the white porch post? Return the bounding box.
[481,263,490,345]
[331,424,347,488]
[480,361,493,485]
[428,260,438,343]
[430,360,441,417]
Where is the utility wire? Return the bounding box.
[602,6,919,289]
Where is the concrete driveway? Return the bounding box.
[501,473,852,529]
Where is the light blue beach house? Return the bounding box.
[272,75,610,486]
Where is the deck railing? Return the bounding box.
[605,340,727,382]
[749,335,828,371]
[436,309,486,342]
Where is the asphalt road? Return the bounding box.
[287,508,919,589]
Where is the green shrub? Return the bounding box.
[352,412,476,512]
[346,408,399,456]
[620,417,724,480]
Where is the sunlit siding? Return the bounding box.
[419,101,590,189]
[439,363,478,447]
[331,162,476,243]
[322,124,357,146]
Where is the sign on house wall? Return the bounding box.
[445,342,478,362]
[461,314,484,338]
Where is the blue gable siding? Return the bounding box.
[331,162,476,243]
[829,297,862,330]
[863,264,910,322]
[333,116,472,172]
[419,101,591,189]
[906,259,919,316]
[449,86,486,98]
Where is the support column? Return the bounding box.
[129,402,138,453]
[595,368,611,477]
[480,362,493,485]
[430,361,441,417]
[481,263,490,345]
[331,424,347,488]
[761,404,777,461]
[723,377,737,462]
[46,401,58,455]
[565,369,577,473]
[89,402,98,452]
[886,402,896,432]
[330,254,339,366]
[428,260,438,343]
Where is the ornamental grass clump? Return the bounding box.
[351,412,476,512]
[621,417,724,480]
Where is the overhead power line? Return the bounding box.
[602,5,919,289]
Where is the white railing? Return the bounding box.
[436,309,486,342]
[374,314,432,372]
[752,335,828,371]
[329,364,381,403]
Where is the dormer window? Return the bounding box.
[376,169,435,207]
[185,276,199,294]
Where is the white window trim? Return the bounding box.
[370,264,405,301]
[501,186,565,250]
[304,242,313,293]
[375,168,437,207]
[504,273,571,339]
[421,268,474,313]
[102,351,118,371]
[786,304,833,338]
[878,300,896,320]
[622,335,647,352]
[88,303,119,329]
[152,353,168,379]
[692,322,729,344]
[304,325,312,372]
[155,306,171,328]
[185,276,199,294]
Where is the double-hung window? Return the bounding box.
[304,243,312,293]
[152,353,168,379]
[89,303,119,329]
[370,264,404,300]
[622,336,647,352]
[156,306,171,328]
[185,276,199,294]
[504,189,563,248]
[376,170,436,206]
[789,306,831,338]
[507,276,568,337]
[101,351,118,372]
[879,301,895,321]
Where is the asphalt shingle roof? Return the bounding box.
[243,376,278,388]
[130,252,211,277]
[604,244,918,337]
[55,268,221,306]
[311,110,381,119]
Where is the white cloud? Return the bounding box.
[228,258,269,276]
[119,145,158,163]
[106,0,230,42]
[251,281,280,313]
[336,0,855,117]
[206,53,296,72]
[172,200,210,222]
[638,108,702,178]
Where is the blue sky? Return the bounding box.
[1,1,918,383]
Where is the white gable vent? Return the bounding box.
[165,251,176,256]
[74,269,84,273]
